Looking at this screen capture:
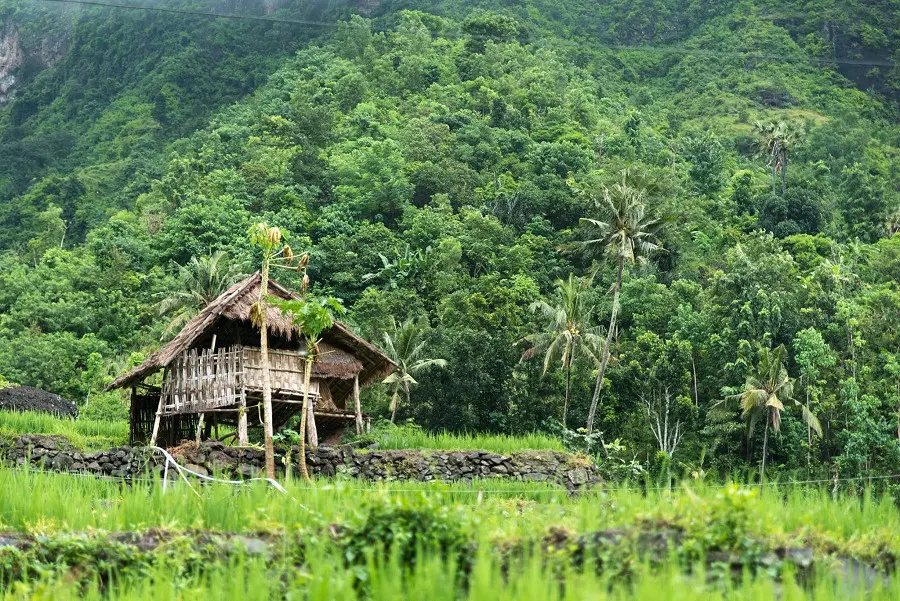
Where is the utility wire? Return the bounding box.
[37,0,897,68]
[8,462,900,494]
[39,0,339,27]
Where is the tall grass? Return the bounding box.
[368,428,566,453]
[6,550,900,601]
[1,466,898,560]
[0,411,128,449]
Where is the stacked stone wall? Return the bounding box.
[0,435,599,490]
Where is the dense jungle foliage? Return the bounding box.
[0,0,898,480]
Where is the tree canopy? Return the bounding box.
[0,0,898,479]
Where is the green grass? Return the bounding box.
[0,411,128,450]
[0,465,898,563]
[6,549,900,601]
[2,467,900,599]
[363,427,566,453]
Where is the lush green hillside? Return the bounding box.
[0,0,898,479]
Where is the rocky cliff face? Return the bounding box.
[0,18,23,104]
[0,14,69,105]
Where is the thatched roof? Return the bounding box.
[106,272,395,392]
[312,342,364,380]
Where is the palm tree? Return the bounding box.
[520,274,603,426]
[578,174,662,433]
[886,207,900,238]
[381,318,447,423]
[727,345,822,480]
[753,120,803,195]
[157,251,243,337]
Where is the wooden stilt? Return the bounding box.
[353,373,363,435]
[238,395,248,445]
[307,401,318,449]
[150,392,165,447]
[195,413,205,444]
[238,347,248,445]
[129,387,137,446]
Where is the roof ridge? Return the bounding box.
[105,271,394,392]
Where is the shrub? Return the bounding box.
[340,496,470,567]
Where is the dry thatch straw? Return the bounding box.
[106,273,395,403]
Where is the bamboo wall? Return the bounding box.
[160,347,245,415]
[242,347,320,398]
[159,345,320,416]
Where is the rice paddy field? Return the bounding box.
[0,410,563,453]
[1,463,899,599]
[0,411,128,450]
[1,412,899,599]
[363,427,566,453]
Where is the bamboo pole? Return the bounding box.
[150,371,167,447]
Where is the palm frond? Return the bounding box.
[801,404,823,438]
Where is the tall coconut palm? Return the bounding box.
[157,251,243,337]
[753,120,803,195]
[520,274,603,426]
[382,318,447,423]
[578,174,662,433]
[728,345,822,480]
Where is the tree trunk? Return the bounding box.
[563,355,572,426]
[806,388,812,472]
[403,386,412,423]
[771,163,777,194]
[761,409,771,482]
[260,262,276,479]
[586,258,624,434]
[781,153,787,195]
[390,391,399,423]
[298,356,312,483]
[691,352,699,407]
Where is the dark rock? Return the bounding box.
[184,463,209,477]
[0,386,78,418]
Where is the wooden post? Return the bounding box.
[150,387,166,447]
[353,373,363,435]
[129,386,137,446]
[307,398,318,449]
[237,349,248,445]
[195,413,205,444]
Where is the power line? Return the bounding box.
[39,0,339,28]
[36,0,897,68]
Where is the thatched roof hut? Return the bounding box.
[107,272,395,446]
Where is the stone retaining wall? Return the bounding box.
[0,435,599,490]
